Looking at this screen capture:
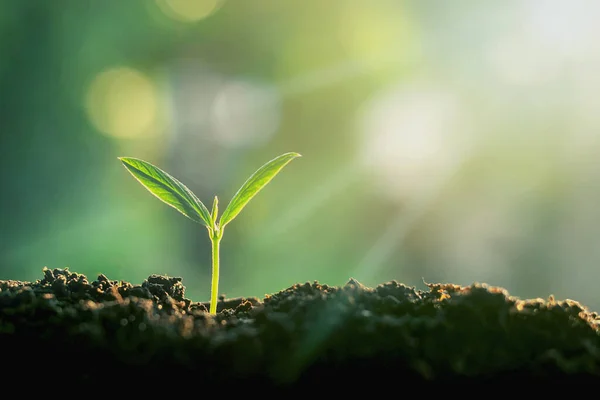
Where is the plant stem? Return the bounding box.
[209,232,221,315]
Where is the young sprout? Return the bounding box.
[119,152,301,315]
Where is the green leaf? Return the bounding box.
[119,157,212,227]
[219,152,301,228]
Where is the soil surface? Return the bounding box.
[1,267,599,388]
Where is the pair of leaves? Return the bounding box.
[119,152,301,230]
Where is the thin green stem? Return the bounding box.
[209,232,221,315]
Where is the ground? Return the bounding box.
[1,267,599,389]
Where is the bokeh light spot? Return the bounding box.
[360,84,470,200]
[210,80,281,148]
[156,0,222,22]
[85,67,159,139]
[337,2,419,68]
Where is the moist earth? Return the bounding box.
[1,267,599,387]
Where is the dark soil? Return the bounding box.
[1,267,600,389]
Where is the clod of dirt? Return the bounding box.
[1,267,599,388]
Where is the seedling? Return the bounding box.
[119,152,301,314]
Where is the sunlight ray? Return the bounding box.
[353,151,472,283]
[254,162,362,243]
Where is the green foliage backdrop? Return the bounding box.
[2,0,600,310]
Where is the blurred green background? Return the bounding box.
[3,0,600,309]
